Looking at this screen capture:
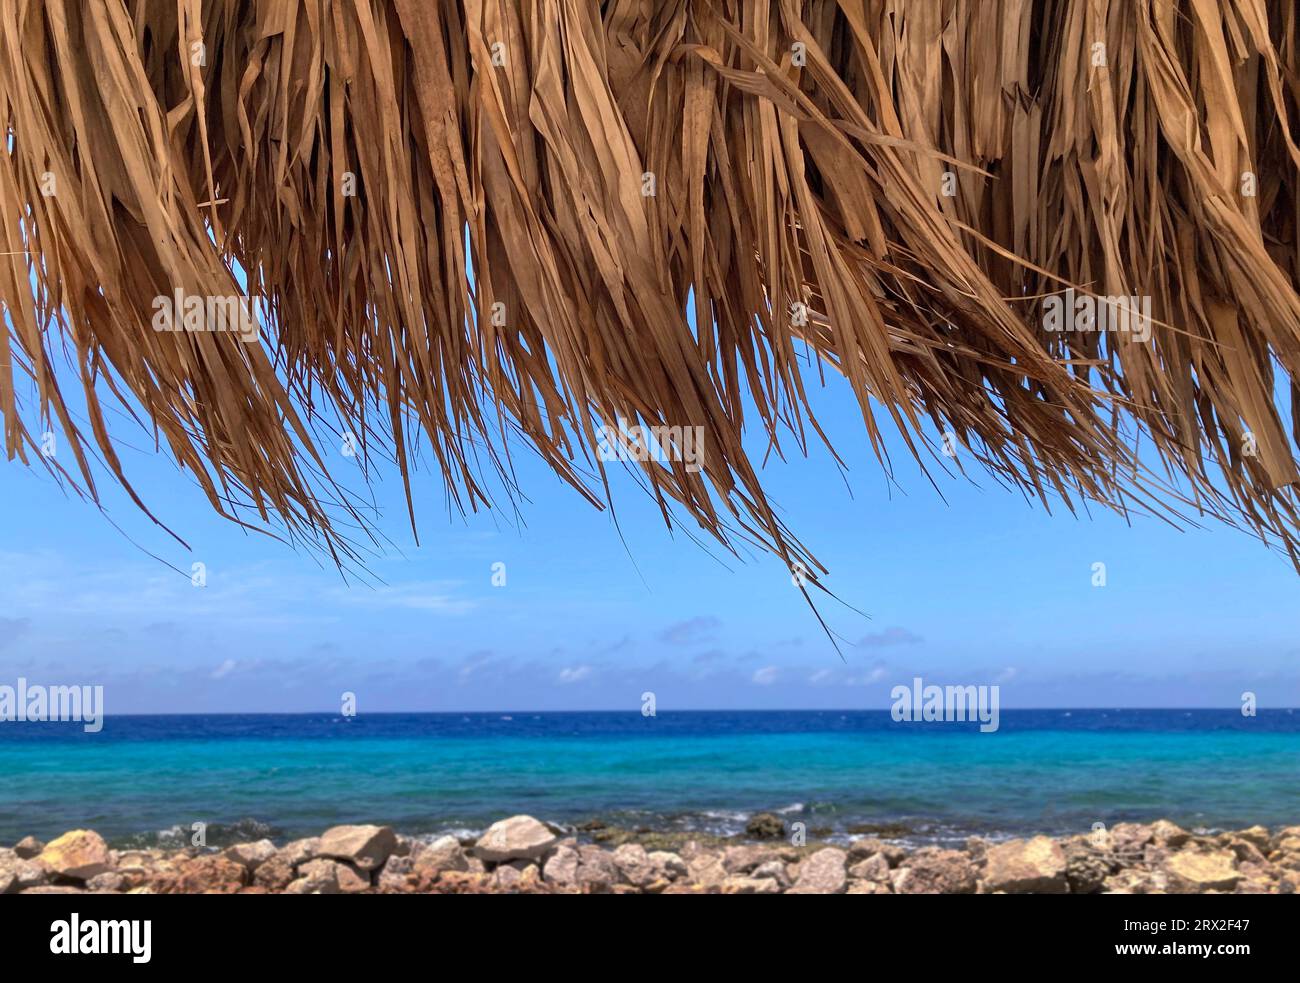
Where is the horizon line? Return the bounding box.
[19,705,1294,718]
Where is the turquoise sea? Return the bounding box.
[1,709,1297,847]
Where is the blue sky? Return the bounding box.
[2,352,1299,712]
[0,14,1295,721]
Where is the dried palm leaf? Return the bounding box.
[3,0,1300,583]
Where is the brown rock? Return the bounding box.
[750,859,792,889]
[648,851,688,881]
[721,875,781,894]
[1,849,48,894]
[277,837,320,866]
[14,836,44,859]
[285,858,342,894]
[848,853,891,884]
[1226,837,1267,865]
[154,855,248,894]
[542,845,580,886]
[847,881,892,894]
[786,847,848,895]
[1108,823,1154,853]
[1061,838,1113,894]
[1102,869,1161,894]
[745,812,785,840]
[222,839,277,872]
[336,860,370,893]
[847,836,906,867]
[661,882,707,894]
[253,855,296,891]
[1270,826,1300,854]
[38,830,112,881]
[316,825,397,872]
[474,815,557,863]
[722,844,781,873]
[612,843,656,887]
[685,852,728,890]
[892,848,977,895]
[1165,851,1241,894]
[576,845,623,892]
[982,836,1068,893]
[1149,820,1191,848]
[412,835,469,875]
[1233,826,1271,852]
[85,872,126,892]
[376,855,414,892]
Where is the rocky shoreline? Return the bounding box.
[5,815,1299,894]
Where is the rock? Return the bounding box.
[722,844,781,873]
[315,825,397,872]
[647,851,688,881]
[38,830,113,881]
[154,855,248,894]
[486,861,543,892]
[1062,840,1113,894]
[847,836,905,866]
[413,835,469,874]
[749,859,792,888]
[848,853,891,884]
[786,847,848,895]
[85,872,126,892]
[253,855,296,891]
[490,864,523,889]
[1165,851,1241,894]
[685,853,729,890]
[722,875,781,894]
[1226,837,1266,865]
[22,885,86,894]
[474,816,557,864]
[222,839,277,872]
[847,881,892,894]
[542,845,580,886]
[1108,823,1154,854]
[278,837,320,866]
[1234,860,1276,894]
[1233,826,1271,852]
[612,843,656,887]
[14,836,43,859]
[982,836,1068,893]
[892,848,977,895]
[427,870,491,894]
[1270,826,1300,854]
[391,835,415,857]
[661,882,706,894]
[376,855,414,892]
[1149,820,1191,848]
[745,813,785,840]
[286,858,341,894]
[1102,869,1161,894]
[336,860,371,893]
[576,845,623,892]
[1,849,49,895]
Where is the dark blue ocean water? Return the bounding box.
[1,709,1297,847]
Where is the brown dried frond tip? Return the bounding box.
[3,1,1300,577]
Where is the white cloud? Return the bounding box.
[752,666,779,686]
[558,666,592,683]
[332,581,474,614]
[210,658,237,680]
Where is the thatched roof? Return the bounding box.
[3,1,1300,581]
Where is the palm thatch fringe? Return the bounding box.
[3,1,1300,580]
